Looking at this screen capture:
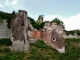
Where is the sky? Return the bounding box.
[0,0,80,30]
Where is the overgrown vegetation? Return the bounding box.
[51,18,65,29]
[0,11,65,30]
[64,30,75,35]
[28,17,45,30]
[64,30,80,36]
[0,18,3,22]
[0,11,16,28]
[0,38,12,46]
[0,11,45,29]
[0,38,80,60]
[76,30,80,36]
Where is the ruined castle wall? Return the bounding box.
[41,30,52,44]
[63,34,80,38]
[0,20,10,38]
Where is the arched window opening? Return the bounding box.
[52,38,56,42]
[45,29,46,31]
[21,21,24,26]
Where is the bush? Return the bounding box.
[0,18,3,22]
[76,30,80,36]
[28,17,45,30]
[51,18,65,29]
[64,30,75,35]
[0,38,12,46]
[0,11,16,28]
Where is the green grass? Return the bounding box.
[0,38,80,60]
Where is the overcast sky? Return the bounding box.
[0,0,80,30]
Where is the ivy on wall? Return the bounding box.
[0,11,16,28]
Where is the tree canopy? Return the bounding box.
[0,11,16,28]
[51,18,65,29]
[28,17,45,30]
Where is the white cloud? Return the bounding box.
[0,3,4,7]
[5,0,23,5]
[44,14,80,30]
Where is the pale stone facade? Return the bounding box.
[0,20,10,38]
[37,15,43,23]
[41,21,65,53]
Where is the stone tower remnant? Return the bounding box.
[41,21,65,53]
[11,10,30,52]
[37,15,43,23]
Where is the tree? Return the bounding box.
[51,18,65,29]
[60,21,65,29]
[12,11,16,18]
[0,18,2,22]
[40,22,45,29]
[12,11,15,15]
[0,11,12,28]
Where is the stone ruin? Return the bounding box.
[41,21,65,53]
[11,10,29,52]
[27,20,65,53]
[37,15,43,23]
[0,10,65,53]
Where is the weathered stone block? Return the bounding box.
[11,10,30,52]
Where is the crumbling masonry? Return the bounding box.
[0,10,65,53]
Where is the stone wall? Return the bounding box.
[63,34,80,38]
[41,21,65,53]
[0,20,10,38]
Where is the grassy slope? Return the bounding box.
[0,38,80,60]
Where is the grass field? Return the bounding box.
[0,38,80,60]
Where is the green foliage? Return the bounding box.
[40,22,45,29]
[76,30,80,36]
[0,11,12,28]
[28,39,80,60]
[0,51,25,60]
[0,38,80,60]
[61,21,65,29]
[51,18,61,24]
[12,11,16,18]
[28,17,45,30]
[32,40,47,48]
[64,30,75,35]
[0,48,11,53]
[7,11,16,28]
[0,18,3,22]
[64,30,80,36]
[38,16,40,20]
[0,11,16,28]
[28,17,40,30]
[51,18,65,29]
[0,38,12,46]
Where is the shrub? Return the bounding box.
[76,30,80,36]
[65,30,75,35]
[0,38,12,46]
[0,18,3,22]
